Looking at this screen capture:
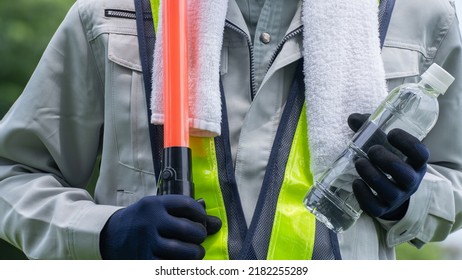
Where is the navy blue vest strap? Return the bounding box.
[378,0,396,49]
[213,80,249,259]
[134,0,163,180]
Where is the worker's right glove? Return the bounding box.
[99,195,222,260]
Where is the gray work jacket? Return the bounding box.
[0,0,461,259]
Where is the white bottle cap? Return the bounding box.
[420,63,455,95]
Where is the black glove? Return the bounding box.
[347,113,429,220]
[99,195,222,260]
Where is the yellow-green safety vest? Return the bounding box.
[145,0,392,260]
[191,105,318,260]
[189,64,340,260]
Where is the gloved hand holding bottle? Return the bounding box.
[304,63,455,233]
[348,113,429,220]
[99,195,222,260]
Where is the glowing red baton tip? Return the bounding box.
[163,0,189,148]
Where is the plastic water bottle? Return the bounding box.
[303,63,455,233]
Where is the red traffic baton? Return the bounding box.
[158,0,194,197]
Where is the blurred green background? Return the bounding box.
[0,0,77,259]
[1,0,462,260]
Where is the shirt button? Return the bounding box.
[260,32,271,44]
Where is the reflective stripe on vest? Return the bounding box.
[266,104,316,259]
[190,136,229,259]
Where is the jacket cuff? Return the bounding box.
[68,203,122,259]
[380,172,455,248]
[379,184,433,247]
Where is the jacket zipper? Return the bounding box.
[105,9,152,21]
[266,26,304,72]
[225,20,257,100]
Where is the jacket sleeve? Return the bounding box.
[0,3,119,259]
[383,9,462,248]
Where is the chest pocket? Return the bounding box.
[382,46,421,91]
[221,27,250,76]
[107,33,154,175]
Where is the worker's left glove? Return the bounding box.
[347,113,429,220]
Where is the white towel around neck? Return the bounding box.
[151,0,388,177]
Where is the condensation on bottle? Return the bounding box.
[304,63,455,233]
